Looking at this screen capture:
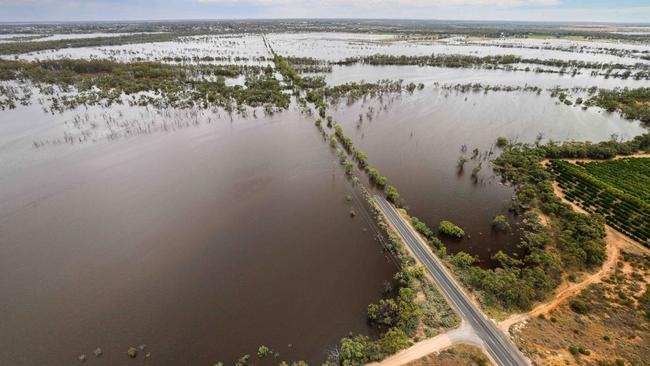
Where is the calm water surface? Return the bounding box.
[0,105,396,365]
[330,89,646,265]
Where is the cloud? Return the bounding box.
[2,0,649,22]
[196,0,562,7]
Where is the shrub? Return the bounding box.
[438,220,465,238]
[411,216,434,239]
[492,215,510,231]
[570,299,591,314]
[236,354,251,366]
[428,237,443,250]
[339,335,382,365]
[355,150,368,168]
[385,185,400,203]
[378,328,411,355]
[367,167,387,188]
[257,346,271,358]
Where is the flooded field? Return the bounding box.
[268,32,650,65]
[324,64,650,89]
[0,104,396,365]
[0,32,158,43]
[329,89,645,264]
[10,34,272,65]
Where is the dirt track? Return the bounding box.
[499,180,649,332]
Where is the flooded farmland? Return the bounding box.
[324,64,650,90]
[0,104,396,365]
[1,21,649,366]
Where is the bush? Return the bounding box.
[236,354,251,366]
[367,288,421,334]
[378,328,411,355]
[355,150,368,168]
[367,168,388,188]
[339,335,382,365]
[570,299,591,314]
[385,185,400,203]
[411,216,434,240]
[492,215,510,231]
[257,345,272,358]
[438,220,465,238]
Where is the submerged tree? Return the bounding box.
[492,215,511,231]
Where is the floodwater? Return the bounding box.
[1,30,649,364]
[267,32,650,65]
[0,103,397,365]
[8,34,272,65]
[0,32,160,43]
[10,32,649,69]
[324,64,650,89]
[330,88,646,265]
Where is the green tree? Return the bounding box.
[385,185,400,203]
[379,328,411,355]
[492,215,510,231]
[438,220,465,238]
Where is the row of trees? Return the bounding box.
[541,133,650,160]
[337,54,650,75]
[0,32,179,55]
[272,55,456,364]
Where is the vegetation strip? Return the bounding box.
[335,54,650,80]
[0,59,288,111]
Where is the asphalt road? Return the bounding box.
[374,195,529,366]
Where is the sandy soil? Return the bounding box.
[499,179,649,332]
[370,321,483,366]
[403,344,492,366]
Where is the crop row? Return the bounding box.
[549,160,650,247]
[576,158,650,204]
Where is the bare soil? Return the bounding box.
[403,344,492,366]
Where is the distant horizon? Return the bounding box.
[1,0,649,24]
[1,18,650,26]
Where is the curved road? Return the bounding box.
[374,195,529,366]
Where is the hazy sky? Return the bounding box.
[1,0,649,23]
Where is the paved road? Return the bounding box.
[374,195,529,366]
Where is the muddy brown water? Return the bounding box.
[0,106,397,365]
[330,89,646,266]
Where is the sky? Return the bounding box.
[0,0,649,23]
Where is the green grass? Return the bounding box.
[549,158,650,247]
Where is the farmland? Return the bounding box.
[549,158,650,247]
